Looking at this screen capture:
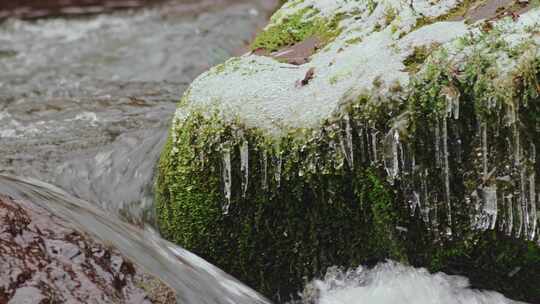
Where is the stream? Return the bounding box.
[0,1,530,303]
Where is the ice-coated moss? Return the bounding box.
[251,6,343,52]
[156,0,540,301]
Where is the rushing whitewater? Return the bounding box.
[299,262,524,304]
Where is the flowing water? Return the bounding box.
[0,174,270,304]
[0,1,531,304]
[0,0,273,223]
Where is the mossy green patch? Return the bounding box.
[344,37,362,45]
[251,7,343,52]
[403,44,439,74]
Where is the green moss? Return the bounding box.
[0,50,17,59]
[155,113,226,255]
[403,45,433,74]
[363,169,407,261]
[344,37,362,45]
[384,7,397,26]
[367,0,378,14]
[251,7,343,52]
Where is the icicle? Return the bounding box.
[371,129,378,164]
[482,123,488,180]
[275,154,282,189]
[421,169,430,223]
[529,144,537,240]
[240,139,249,198]
[199,151,205,170]
[411,191,420,215]
[359,125,367,163]
[399,142,405,175]
[442,84,460,120]
[505,194,514,236]
[516,190,523,238]
[442,115,451,226]
[384,129,400,183]
[340,114,354,168]
[262,151,268,190]
[222,147,232,215]
[483,185,498,230]
[519,164,529,239]
[435,116,441,168]
[529,171,537,240]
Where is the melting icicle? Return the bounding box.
[442,115,451,226]
[399,142,405,175]
[240,140,249,198]
[517,129,528,238]
[262,151,268,190]
[359,125,367,163]
[340,114,354,168]
[435,116,441,169]
[421,169,430,223]
[481,123,488,180]
[505,194,514,236]
[442,85,460,120]
[521,164,529,239]
[222,147,232,215]
[482,185,498,230]
[529,144,537,240]
[516,192,523,238]
[410,191,420,215]
[275,154,282,189]
[371,129,378,164]
[529,172,537,240]
[384,129,400,183]
[512,123,523,237]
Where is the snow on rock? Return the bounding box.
[175,0,540,136]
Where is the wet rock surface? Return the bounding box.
[0,194,176,303]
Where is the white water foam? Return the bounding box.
[298,261,525,304]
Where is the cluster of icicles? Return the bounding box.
[216,94,539,243]
[380,93,537,242]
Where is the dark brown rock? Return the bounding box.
[0,194,176,304]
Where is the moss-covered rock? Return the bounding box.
[156,0,540,301]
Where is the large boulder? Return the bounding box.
[156,0,540,301]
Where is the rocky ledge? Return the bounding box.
[0,195,176,303]
[156,0,540,301]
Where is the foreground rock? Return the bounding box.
[0,194,175,303]
[157,0,540,301]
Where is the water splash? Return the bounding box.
[298,261,524,304]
